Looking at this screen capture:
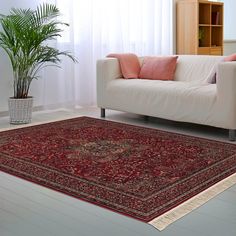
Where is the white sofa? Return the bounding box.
[96,55,236,140]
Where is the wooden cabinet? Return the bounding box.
[176,0,223,55]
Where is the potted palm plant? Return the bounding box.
[0,4,76,124]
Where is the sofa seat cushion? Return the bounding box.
[105,79,217,124]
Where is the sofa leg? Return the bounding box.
[229,129,235,141]
[101,108,105,118]
[144,115,149,122]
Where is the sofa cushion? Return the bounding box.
[107,53,140,79]
[139,56,178,81]
[105,79,216,124]
[174,55,223,83]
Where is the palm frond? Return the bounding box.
[0,3,76,98]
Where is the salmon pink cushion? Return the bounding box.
[224,53,236,62]
[139,56,178,81]
[107,53,140,79]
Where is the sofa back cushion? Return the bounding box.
[139,56,178,81]
[174,55,223,83]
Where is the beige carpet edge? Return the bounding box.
[149,173,236,231]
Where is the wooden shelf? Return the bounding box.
[176,0,224,55]
[199,24,211,26]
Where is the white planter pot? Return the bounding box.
[8,97,33,124]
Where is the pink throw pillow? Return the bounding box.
[107,53,140,79]
[139,56,178,81]
[224,53,236,62]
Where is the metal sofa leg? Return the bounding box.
[101,108,105,118]
[144,115,149,122]
[229,129,235,141]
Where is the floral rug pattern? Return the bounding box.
[0,117,236,222]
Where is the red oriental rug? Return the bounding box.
[0,116,236,230]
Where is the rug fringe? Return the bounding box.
[148,173,236,231]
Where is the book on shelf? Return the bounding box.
[212,11,220,25]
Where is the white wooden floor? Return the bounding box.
[0,107,236,236]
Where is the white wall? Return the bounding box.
[0,0,55,112]
[223,0,236,40]
[224,40,236,55]
[221,0,236,55]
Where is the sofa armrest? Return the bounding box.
[217,62,236,101]
[216,62,236,127]
[97,58,122,84]
[96,58,122,107]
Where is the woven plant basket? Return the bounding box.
[8,97,33,124]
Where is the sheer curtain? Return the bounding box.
[42,0,173,108]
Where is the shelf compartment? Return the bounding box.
[211,4,223,25]
[199,3,211,24]
[199,26,210,47]
[211,27,223,47]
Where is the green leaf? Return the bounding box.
[0,3,77,98]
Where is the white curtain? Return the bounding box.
[41,0,173,108]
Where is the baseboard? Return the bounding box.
[0,110,9,117]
